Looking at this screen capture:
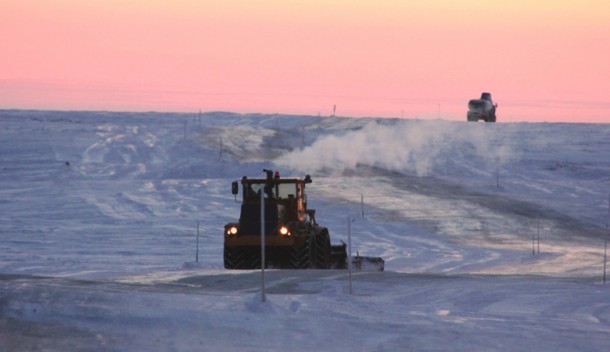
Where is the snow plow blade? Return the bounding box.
[331,243,348,269]
[352,255,385,272]
[330,242,384,271]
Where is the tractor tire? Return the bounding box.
[314,231,331,269]
[290,235,313,269]
[224,246,259,269]
[224,246,246,269]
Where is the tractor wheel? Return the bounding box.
[290,235,313,269]
[224,246,259,269]
[224,246,246,269]
[314,231,331,269]
[249,252,262,269]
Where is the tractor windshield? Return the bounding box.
[243,181,299,201]
[276,183,297,199]
[244,183,263,200]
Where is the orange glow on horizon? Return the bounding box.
[1,0,609,122]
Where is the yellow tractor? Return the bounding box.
[223,170,383,270]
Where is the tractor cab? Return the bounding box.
[232,169,312,223]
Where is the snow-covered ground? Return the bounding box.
[1,110,609,351]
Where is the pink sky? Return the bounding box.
[2,0,609,122]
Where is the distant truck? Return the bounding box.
[467,92,497,123]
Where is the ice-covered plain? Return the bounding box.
[1,110,609,351]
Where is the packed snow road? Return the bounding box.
[1,110,609,351]
[1,271,609,352]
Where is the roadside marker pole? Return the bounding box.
[361,194,365,218]
[537,214,540,254]
[532,231,536,256]
[261,189,266,302]
[603,238,607,284]
[219,137,223,160]
[196,221,200,263]
[348,216,353,295]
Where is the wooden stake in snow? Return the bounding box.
[532,229,536,256]
[604,238,608,285]
[361,194,365,218]
[537,214,541,255]
[348,216,353,295]
[261,189,266,302]
[219,137,223,160]
[196,221,200,263]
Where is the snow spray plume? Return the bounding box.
[276,120,516,176]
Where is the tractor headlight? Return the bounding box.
[279,226,291,237]
[227,226,238,236]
